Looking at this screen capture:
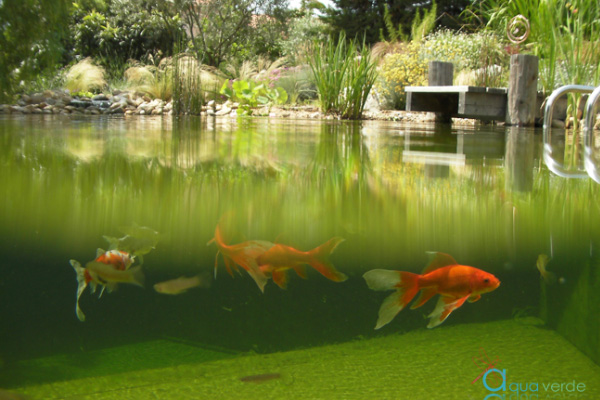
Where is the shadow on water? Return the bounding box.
[0,115,599,388]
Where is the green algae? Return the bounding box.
[16,319,600,400]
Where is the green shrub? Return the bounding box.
[220,79,288,115]
[374,42,427,110]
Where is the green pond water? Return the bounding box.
[0,115,599,399]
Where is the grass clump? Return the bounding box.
[64,58,107,94]
[308,33,377,119]
[124,61,173,101]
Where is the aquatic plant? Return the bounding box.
[172,54,223,115]
[219,79,288,115]
[64,58,107,93]
[308,33,377,119]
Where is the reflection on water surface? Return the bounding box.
[0,115,598,393]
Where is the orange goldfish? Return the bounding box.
[70,249,142,321]
[256,237,348,289]
[207,225,273,292]
[363,252,500,329]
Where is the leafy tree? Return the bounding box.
[323,0,470,44]
[69,0,184,67]
[174,0,290,67]
[0,0,71,101]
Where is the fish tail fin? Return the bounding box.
[308,237,348,282]
[69,259,88,322]
[363,270,420,329]
[128,265,145,287]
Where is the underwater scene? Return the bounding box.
[0,115,599,399]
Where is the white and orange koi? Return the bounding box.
[70,249,142,321]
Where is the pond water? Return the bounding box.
[0,115,599,399]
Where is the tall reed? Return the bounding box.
[308,33,377,119]
[172,54,205,115]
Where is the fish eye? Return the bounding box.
[483,278,489,283]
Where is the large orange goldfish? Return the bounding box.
[363,252,500,329]
[208,225,273,292]
[70,249,143,321]
[256,237,348,289]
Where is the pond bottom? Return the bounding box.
[14,319,600,400]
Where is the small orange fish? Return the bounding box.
[207,225,273,292]
[256,237,348,289]
[70,249,141,321]
[363,252,500,329]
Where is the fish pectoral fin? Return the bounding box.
[243,258,268,293]
[468,294,481,303]
[410,287,437,309]
[74,271,88,322]
[106,283,119,293]
[292,265,308,279]
[427,295,470,329]
[271,269,289,289]
[222,255,237,277]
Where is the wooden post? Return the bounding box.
[506,54,538,126]
[428,61,454,123]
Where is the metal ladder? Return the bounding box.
[543,84,600,181]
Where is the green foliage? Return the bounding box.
[175,0,290,67]
[467,0,600,91]
[410,1,437,42]
[276,66,318,104]
[0,0,71,101]
[277,14,328,64]
[381,4,405,42]
[324,0,470,45]
[308,33,378,119]
[419,29,508,82]
[69,0,183,67]
[219,79,288,115]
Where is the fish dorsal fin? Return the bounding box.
[96,248,106,258]
[422,252,458,274]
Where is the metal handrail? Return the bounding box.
[542,85,596,179]
[583,86,600,183]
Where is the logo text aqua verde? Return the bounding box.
[483,369,587,399]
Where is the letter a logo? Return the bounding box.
[483,368,506,392]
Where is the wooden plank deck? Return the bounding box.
[405,86,508,121]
